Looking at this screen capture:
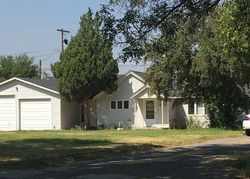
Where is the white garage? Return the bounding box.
[0,77,80,131]
[0,96,16,131]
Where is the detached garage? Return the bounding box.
[0,77,80,131]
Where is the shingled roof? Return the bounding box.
[16,71,145,93]
[19,78,58,92]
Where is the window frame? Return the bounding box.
[110,100,130,110]
[117,100,123,109]
[123,100,129,109]
[110,100,116,109]
[188,101,205,115]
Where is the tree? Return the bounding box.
[0,54,39,82]
[191,2,250,127]
[100,0,221,62]
[52,9,119,128]
[99,0,250,128]
[146,0,250,128]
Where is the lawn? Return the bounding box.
[0,128,242,170]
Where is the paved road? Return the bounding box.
[1,136,250,179]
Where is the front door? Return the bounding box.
[145,100,155,127]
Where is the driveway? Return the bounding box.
[0,136,249,179]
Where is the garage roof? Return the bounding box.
[19,78,58,92]
[0,77,59,94]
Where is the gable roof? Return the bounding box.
[93,70,146,100]
[118,70,145,84]
[0,77,59,94]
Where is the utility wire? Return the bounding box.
[0,49,60,57]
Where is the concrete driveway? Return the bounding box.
[1,136,250,179]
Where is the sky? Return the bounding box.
[0,0,148,75]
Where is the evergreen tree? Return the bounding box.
[52,9,119,128]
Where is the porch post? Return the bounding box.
[161,100,164,124]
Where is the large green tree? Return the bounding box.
[101,0,250,128]
[52,9,119,128]
[0,54,39,82]
[146,0,250,128]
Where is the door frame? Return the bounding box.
[18,98,52,130]
[144,99,156,127]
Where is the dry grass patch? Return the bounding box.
[0,128,241,170]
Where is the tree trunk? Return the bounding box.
[83,98,89,129]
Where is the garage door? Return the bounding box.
[0,96,16,131]
[20,99,52,130]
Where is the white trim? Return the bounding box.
[0,77,59,95]
[93,71,145,100]
[118,71,145,84]
[110,100,130,110]
[18,98,53,130]
[131,85,148,99]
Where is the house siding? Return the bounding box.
[95,74,145,128]
[61,100,80,129]
[0,80,61,130]
[133,99,145,128]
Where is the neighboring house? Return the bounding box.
[0,77,80,131]
[88,71,209,129]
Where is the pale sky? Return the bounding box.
[0,0,148,75]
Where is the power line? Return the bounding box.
[0,49,60,57]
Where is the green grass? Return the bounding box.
[0,128,241,170]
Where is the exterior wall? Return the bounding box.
[169,101,209,128]
[133,99,144,128]
[0,80,61,130]
[95,74,145,128]
[61,100,80,129]
[170,103,187,128]
[182,103,210,128]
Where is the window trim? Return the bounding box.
[188,101,205,116]
[124,100,129,109]
[110,100,116,109]
[110,100,130,110]
[117,100,123,109]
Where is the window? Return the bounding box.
[188,101,205,115]
[196,102,203,115]
[124,101,129,109]
[111,100,129,110]
[117,101,123,109]
[188,102,194,115]
[111,101,116,109]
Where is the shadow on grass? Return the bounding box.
[0,138,162,170]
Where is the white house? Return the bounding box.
[89,71,209,129]
[0,77,80,131]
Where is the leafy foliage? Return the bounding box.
[0,54,39,82]
[101,0,221,62]
[146,1,250,128]
[101,0,250,128]
[52,9,118,102]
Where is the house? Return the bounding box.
[0,71,209,131]
[88,71,209,129]
[0,77,80,131]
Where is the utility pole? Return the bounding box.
[57,28,70,51]
[39,60,42,79]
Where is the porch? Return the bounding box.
[133,97,171,129]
